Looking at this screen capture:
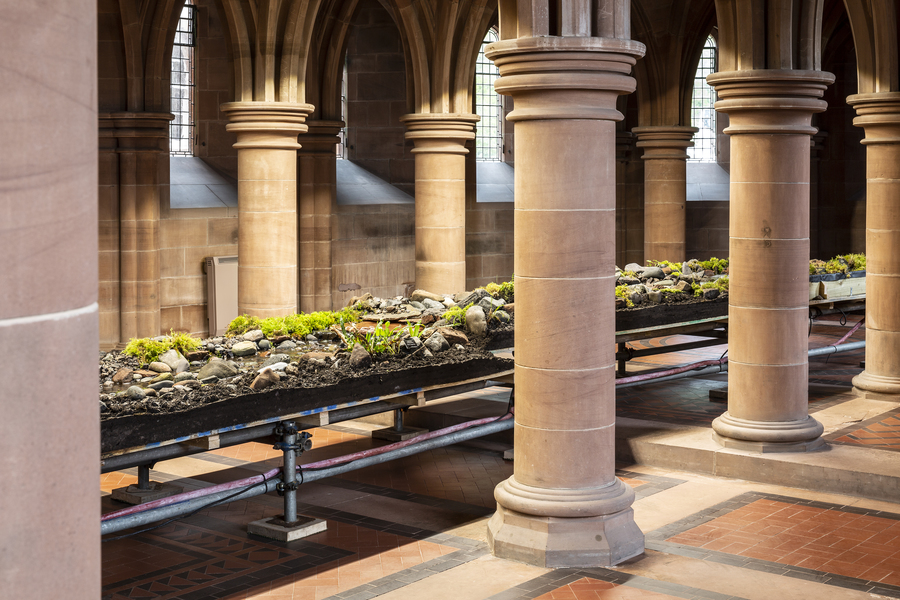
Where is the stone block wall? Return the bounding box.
[686,201,729,260]
[466,202,514,289]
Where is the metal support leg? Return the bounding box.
[394,409,404,433]
[137,464,152,491]
[280,424,299,525]
[111,462,182,505]
[618,342,628,376]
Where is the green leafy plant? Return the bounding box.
[167,330,201,356]
[123,330,201,364]
[442,303,474,328]
[498,278,514,303]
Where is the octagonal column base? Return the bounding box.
[712,412,825,453]
[487,504,643,568]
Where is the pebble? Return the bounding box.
[243,329,265,342]
[424,332,450,353]
[277,340,297,350]
[258,340,271,351]
[465,305,487,336]
[149,380,174,391]
[125,386,146,400]
[149,361,172,373]
[231,340,258,357]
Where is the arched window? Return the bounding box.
[170,2,196,155]
[474,29,502,161]
[689,36,716,162]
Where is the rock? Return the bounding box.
[185,350,209,362]
[262,353,290,367]
[350,345,372,369]
[173,372,194,383]
[159,349,189,374]
[675,280,693,293]
[443,298,455,308]
[454,344,465,351]
[703,288,720,300]
[149,380,174,391]
[624,263,643,273]
[250,368,280,391]
[200,376,218,384]
[347,292,374,308]
[681,263,693,276]
[411,289,445,303]
[648,290,662,303]
[198,359,240,380]
[423,348,434,358]
[144,388,158,397]
[629,292,643,306]
[422,298,445,310]
[258,340,271,351]
[99,401,109,413]
[277,340,297,350]
[492,309,511,323]
[642,266,665,280]
[243,329,265,342]
[258,362,288,372]
[437,327,469,347]
[231,340,258,357]
[465,305,487,335]
[618,276,641,285]
[149,361,171,373]
[272,335,291,345]
[420,314,437,325]
[409,300,425,310]
[456,288,490,308]
[315,330,339,341]
[477,297,495,312]
[305,334,318,343]
[285,364,299,376]
[134,369,157,378]
[424,332,450,353]
[616,298,628,309]
[151,372,173,384]
[309,358,328,367]
[112,367,133,384]
[300,351,336,363]
[504,303,514,313]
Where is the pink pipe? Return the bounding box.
[833,318,864,346]
[102,410,513,522]
[615,357,728,386]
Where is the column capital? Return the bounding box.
[221,101,314,150]
[298,119,344,154]
[486,36,644,123]
[848,92,900,144]
[399,113,478,154]
[98,112,174,152]
[632,125,698,160]
[708,70,835,136]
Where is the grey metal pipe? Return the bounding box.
[282,424,298,524]
[102,416,514,536]
[615,340,866,389]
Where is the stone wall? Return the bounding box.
[686,200,729,260]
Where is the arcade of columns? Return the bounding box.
[6,1,900,596]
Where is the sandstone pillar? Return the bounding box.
[709,70,833,451]
[0,0,99,595]
[848,93,900,397]
[222,102,313,317]
[298,120,342,312]
[485,37,645,567]
[99,113,172,342]
[400,114,478,294]
[632,126,697,263]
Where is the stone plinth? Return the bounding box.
[633,126,697,263]
[222,102,313,318]
[708,70,834,452]
[400,114,478,295]
[298,120,342,312]
[485,35,645,567]
[848,93,900,397]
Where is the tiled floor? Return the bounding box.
[100,320,900,600]
[833,409,900,451]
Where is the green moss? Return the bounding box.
[226,309,360,339]
[123,330,201,364]
[647,260,683,272]
[693,276,730,297]
[615,285,634,308]
[442,303,474,327]
[699,257,729,274]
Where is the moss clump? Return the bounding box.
[825,257,849,274]
[693,276,730,297]
[226,308,360,338]
[843,253,866,272]
[615,285,634,308]
[442,303,474,328]
[699,257,729,274]
[123,330,202,364]
[647,260,683,273]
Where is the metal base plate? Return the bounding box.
[247,516,327,542]
[371,426,426,441]
[111,482,184,505]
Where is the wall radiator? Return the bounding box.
[206,256,238,337]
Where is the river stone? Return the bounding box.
[305,335,318,343]
[159,349,189,374]
[465,305,487,336]
[112,367,133,383]
[411,289,445,303]
[149,361,171,373]
[198,359,239,380]
[144,388,157,397]
[409,301,425,310]
[258,340,271,351]
[243,329,265,342]
[642,266,665,280]
[401,336,423,353]
[422,298,445,310]
[277,340,297,350]
[456,288,490,308]
[675,280,693,293]
[174,372,194,383]
[125,386,146,400]
[682,263,693,276]
[629,292,643,306]
[151,372,173,384]
[703,288,720,300]
[424,332,450,353]
[624,263,643,273]
[258,362,288,372]
[477,297,494,312]
[648,290,663,303]
[437,327,468,347]
[185,350,209,362]
[350,345,372,370]
[232,340,258,357]
[149,380,174,391]
[493,310,511,323]
[262,353,290,367]
[250,368,280,391]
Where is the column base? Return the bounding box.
[711,412,825,453]
[852,370,900,397]
[488,476,643,567]
[487,504,644,568]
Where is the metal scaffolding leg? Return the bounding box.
[372,407,426,441]
[247,421,327,541]
[110,463,183,505]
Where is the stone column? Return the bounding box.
[485,37,645,567]
[100,113,173,342]
[298,120,342,312]
[0,0,99,596]
[399,114,478,295]
[848,93,900,397]
[632,126,697,263]
[708,70,833,451]
[809,131,827,259]
[222,102,313,317]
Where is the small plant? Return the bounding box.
[693,276,730,297]
[123,338,171,365]
[699,257,729,274]
[404,321,423,339]
[484,282,502,296]
[647,260,683,273]
[844,253,866,271]
[226,309,361,338]
[615,285,634,308]
[226,314,262,336]
[498,278,514,303]
[167,330,201,356]
[825,257,849,274]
